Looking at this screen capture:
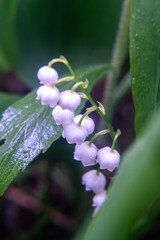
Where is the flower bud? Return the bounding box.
[36,85,60,108]
[82,170,106,194]
[97,146,120,172]
[37,66,58,86]
[59,90,81,111]
[74,115,95,135]
[92,190,107,216]
[52,105,74,126]
[92,190,107,207]
[74,141,97,166]
[63,121,87,144]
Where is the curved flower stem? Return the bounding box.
[96,168,100,176]
[49,56,115,138]
[88,129,110,146]
[71,81,86,93]
[52,76,74,87]
[85,90,115,139]
[78,106,97,126]
[64,61,115,139]
[48,58,67,67]
[111,129,121,152]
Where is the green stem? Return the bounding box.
[111,129,121,152]
[96,168,100,175]
[51,57,115,139]
[103,0,131,116]
[51,76,74,87]
[71,81,85,93]
[78,106,96,126]
[88,129,110,146]
[65,61,76,80]
[85,91,115,138]
[63,60,115,138]
[48,58,67,67]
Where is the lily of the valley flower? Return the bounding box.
[63,121,87,144]
[92,190,107,216]
[52,105,74,126]
[73,114,95,135]
[59,90,81,111]
[82,170,106,194]
[74,141,97,167]
[97,146,120,172]
[37,66,58,86]
[36,58,121,217]
[36,85,60,108]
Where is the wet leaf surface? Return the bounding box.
[130,0,160,134]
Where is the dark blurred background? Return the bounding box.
[0,0,137,239]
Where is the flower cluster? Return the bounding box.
[36,57,121,216]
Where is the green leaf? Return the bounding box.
[0,0,19,71]
[84,109,160,240]
[0,92,21,114]
[0,64,109,195]
[74,214,92,240]
[130,0,160,134]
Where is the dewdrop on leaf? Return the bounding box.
[52,105,74,126]
[74,141,97,166]
[97,146,120,172]
[59,90,81,111]
[36,85,60,108]
[37,66,58,86]
[82,170,106,194]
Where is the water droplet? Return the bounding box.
[135,33,139,38]
[132,77,136,85]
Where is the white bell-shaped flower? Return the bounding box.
[97,146,120,172]
[92,190,107,216]
[82,170,106,194]
[63,121,87,144]
[59,90,81,111]
[74,141,97,167]
[74,115,95,135]
[36,85,60,108]
[37,66,58,86]
[92,190,107,207]
[52,105,74,126]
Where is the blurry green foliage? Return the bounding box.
[0,0,123,88]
